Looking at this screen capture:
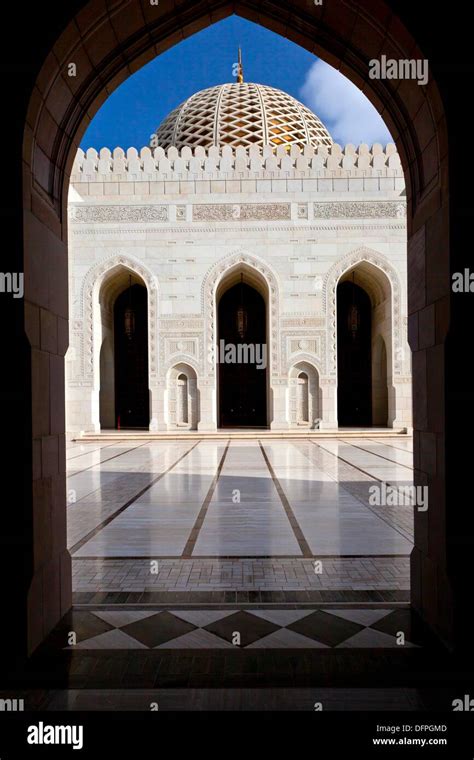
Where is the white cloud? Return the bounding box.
[300,60,393,146]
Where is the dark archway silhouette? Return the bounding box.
[337,281,372,427]
[14,0,462,657]
[113,284,149,429]
[218,282,267,428]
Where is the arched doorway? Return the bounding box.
[113,283,149,429]
[167,363,200,430]
[337,279,373,426]
[96,268,150,431]
[334,258,402,429]
[288,360,321,428]
[18,0,456,655]
[217,278,267,427]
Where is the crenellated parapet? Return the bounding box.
[71,143,403,183]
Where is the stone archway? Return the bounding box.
[166,362,200,430]
[201,250,281,430]
[96,269,149,432]
[325,249,411,429]
[288,359,322,428]
[80,254,159,383]
[69,254,159,433]
[323,248,405,377]
[19,1,452,655]
[217,276,268,428]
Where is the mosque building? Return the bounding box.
[66,53,411,433]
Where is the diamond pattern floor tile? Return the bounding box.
[287,610,364,647]
[67,611,114,643]
[120,611,196,648]
[369,609,424,645]
[337,627,417,648]
[249,609,315,626]
[246,628,329,649]
[324,608,393,627]
[93,610,159,627]
[68,629,148,650]
[204,611,279,647]
[60,606,423,650]
[169,609,237,627]
[156,628,236,649]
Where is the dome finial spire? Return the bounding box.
[237,46,244,84]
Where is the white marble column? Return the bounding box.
[150,382,167,431]
[270,381,290,429]
[389,380,413,430]
[66,385,100,433]
[197,382,217,430]
[319,379,338,429]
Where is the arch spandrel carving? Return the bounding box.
[323,247,404,377]
[201,249,281,381]
[79,254,159,382]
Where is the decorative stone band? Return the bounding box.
[71,143,403,182]
[314,202,406,219]
[193,203,291,221]
[71,205,168,223]
[70,201,406,224]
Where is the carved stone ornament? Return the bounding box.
[71,205,168,223]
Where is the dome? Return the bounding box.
[153,82,333,151]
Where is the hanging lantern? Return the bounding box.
[348,303,360,338]
[124,275,135,340]
[124,306,135,340]
[236,273,248,339]
[347,272,360,340]
[236,306,248,339]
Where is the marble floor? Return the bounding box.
[67,436,414,596]
[58,606,420,650]
[0,437,437,706]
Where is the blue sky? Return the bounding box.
[81,16,392,150]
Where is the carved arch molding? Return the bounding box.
[201,250,281,380]
[323,248,404,377]
[78,254,159,383]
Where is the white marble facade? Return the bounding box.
[66,87,411,434]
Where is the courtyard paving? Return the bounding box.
[67,436,414,595]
